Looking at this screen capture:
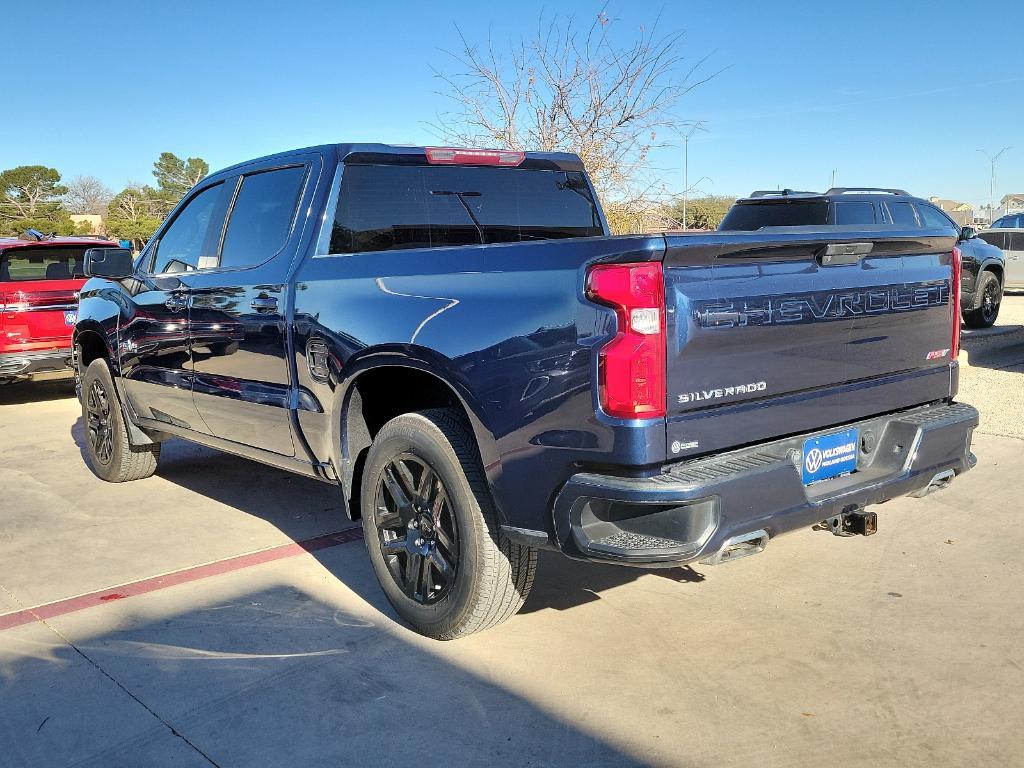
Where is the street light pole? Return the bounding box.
[681,122,708,231]
[683,134,688,231]
[977,146,1011,216]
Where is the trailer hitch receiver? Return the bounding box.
[817,507,877,537]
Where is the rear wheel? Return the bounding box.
[81,358,160,482]
[963,271,1001,329]
[360,408,537,639]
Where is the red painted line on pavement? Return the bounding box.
[0,527,364,632]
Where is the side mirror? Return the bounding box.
[959,226,977,241]
[84,247,134,279]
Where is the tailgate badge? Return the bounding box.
[671,440,699,454]
[678,381,767,404]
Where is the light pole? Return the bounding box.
[681,122,708,230]
[977,146,1011,216]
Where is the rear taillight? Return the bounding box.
[425,147,525,166]
[0,290,28,312]
[0,289,76,312]
[586,262,666,419]
[951,246,962,359]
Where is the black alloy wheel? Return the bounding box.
[980,278,1000,326]
[373,453,460,605]
[85,379,114,465]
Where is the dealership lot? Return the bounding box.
[1,298,1022,768]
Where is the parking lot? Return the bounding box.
[1,298,1022,768]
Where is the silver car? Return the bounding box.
[980,214,1024,289]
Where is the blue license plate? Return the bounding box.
[802,428,858,485]
[64,311,77,326]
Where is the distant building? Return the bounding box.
[70,214,103,234]
[998,194,1024,217]
[927,197,973,227]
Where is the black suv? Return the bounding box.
[719,188,1006,328]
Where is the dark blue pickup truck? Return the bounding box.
[73,144,978,638]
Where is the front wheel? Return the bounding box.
[360,409,537,639]
[81,358,160,482]
[962,271,1001,329]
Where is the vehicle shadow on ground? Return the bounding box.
[66,419,709,620]
[961,325,1024,371]
[0,575,660,767]
[0,379,76,406]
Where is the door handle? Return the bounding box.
[250,296,278,313]
[165,294,188,311]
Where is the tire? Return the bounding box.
[963,271,1002,329]
[360,408,537,639]
[81,358,160,482]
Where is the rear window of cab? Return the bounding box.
[0,247,91,281]
[718,200,829,230]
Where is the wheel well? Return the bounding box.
[984,264,1004,285]
[342,366,473,519]
[76,330,109,369]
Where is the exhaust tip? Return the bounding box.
[909,469,956,498]
[701,529,769,566]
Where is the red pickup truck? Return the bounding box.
[0,236,117,385]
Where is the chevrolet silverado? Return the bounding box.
[73,144,978,638]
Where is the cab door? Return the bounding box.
[1005,227,1024,288]
[119,181,229,430]
[188,159,318,456]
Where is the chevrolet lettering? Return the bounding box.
[697,282,948,329]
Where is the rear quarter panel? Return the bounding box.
[292,235,668,534]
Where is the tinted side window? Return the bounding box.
[979,231,1008,250]
[919,204,955,229]
[152,184,223,274]
[885,201,919,227]
[330,164,603,253]
[219,166,307,269]
[833,201,876,225]
[718,200,828,230]
[1009,233,1024,252]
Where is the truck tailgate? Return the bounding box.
[662,229,957,458]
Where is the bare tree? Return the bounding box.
[432,10,716,229]
[64,175,114,215]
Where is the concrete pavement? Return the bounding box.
[1,298,1023,767]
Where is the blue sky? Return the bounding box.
[3,0,1020,207]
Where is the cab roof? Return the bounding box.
[736,187,919,204]
[208,143,587,179]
